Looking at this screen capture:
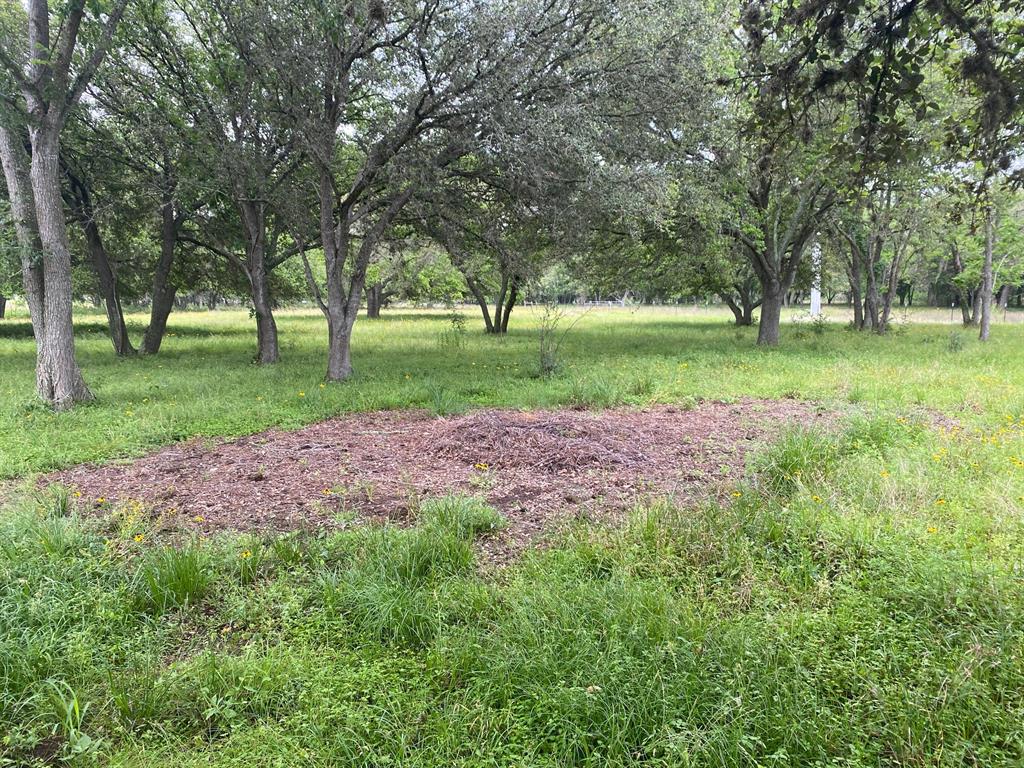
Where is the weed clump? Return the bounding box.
[134,543,212,613]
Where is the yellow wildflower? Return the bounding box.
[133,534,144,543]
[240,550,252,559]
[474,462,489,471]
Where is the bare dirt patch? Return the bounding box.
[48,399,831,560]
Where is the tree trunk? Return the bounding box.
[239,199,279,364]
[979,203,994,342]
[465,275,495,333]
[997,284,1010,310]
[969,286,982,327]
[250,260,279,364]
[960,294,973,325]
[721,292,746,325]
[85,217,134,356]
[880,289,894,333]
[0,123,48,392]
[863,257,881,331]
[320,169,413,381]
[490,274,510,335]
[324,228,365,383]
[30,129,93,409]
[366,283,383,318]
[739,279,760,325]
[69,186,134,356]
[757,280,784,346]
[879,241,905,334]
[327,300,358,381]
[721,290,757,326]
[142,193,179,355]
[499,282,518,333]
[0,295,6,319]
[847,256,864,329]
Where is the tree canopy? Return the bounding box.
[0,0,1021,407]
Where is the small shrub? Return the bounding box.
[389,529,474,587]
[536,305,585,377]
[676,394,699,411]
[269,532,310,569]
[947,331,965,352]
[844,414,915,453]
[44,679,101,760]
[437,310,467,351]
[320,522,483,647]
[163,651,300,737]
[234,540,265,585]
[33,515,88,557]
[753,417,913,498]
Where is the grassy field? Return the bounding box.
[2,304,1024,766]
[1,302,1022,476]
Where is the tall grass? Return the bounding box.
[134,543,213,613]
[0,411,1022,765]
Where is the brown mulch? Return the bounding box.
[47,400,832,561]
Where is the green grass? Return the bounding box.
[1,304,1024,765]
[1,303,1023,477]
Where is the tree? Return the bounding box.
[831,174,925,333]
[718,3,846,345]
[60,141,135,356]
[363,238,458,318]
[0,0,129,408]
[84,8,211,356]
[719,0,1024,346]
[256,0,702,378]
[426,173,557,334]
[135,0,313,364]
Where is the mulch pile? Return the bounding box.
[48,400,830,560]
